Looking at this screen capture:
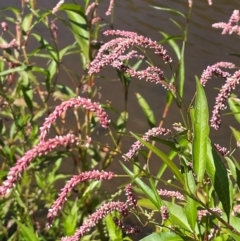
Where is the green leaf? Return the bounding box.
[159,32,182,59]
[138,198,158,210]
[166,201,192,232]
[22,12,33,33]
[15,220,39,241]
[0,65,31,76]
[140,232,184,241]
[178,42,185,98]
[63,199,78,235]
[0,7,20,17]
[225,156,237,181]
[230,126,240,143]
[105,213,123,240]
[120,162,161,209]
[130,132,185,185]
[59,4,90,67]
[206,142,231,219]
[21,86,33,113]
[193,78,209,183]
[136,93,155,128]
[116,111,128,133]
[151,6,186,18]
[228,97,240,123]
[53,84,76,100]
[31,33,57,61]
[184,197,197,231]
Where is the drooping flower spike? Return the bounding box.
[212,10,240,35]
[210,70,240,130]
[47,170,115,226]
[40,97,110,142]
[61,201,128,241]
[0,134,79,197]
[200,62,235,86]
[88,30,175,92]
[123,127,171,161]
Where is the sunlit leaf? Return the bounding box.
[206,142,231,219]
[130,133,185,185]
[59,4,90,68]
[151,6,186,18]
[121,162,161,209]
[15,220,39,241]
[193,78,209,183]
[140,232,184,241]
[136,93,155,128]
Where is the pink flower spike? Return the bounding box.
[158,189,185,201]
[113,217,140,235]
[40,97,110,142]
[47,170,115,226]
[123,127,171,161]
[52,0,64,14]
[88,30,172,75]
[125,184,137,208]
[61,201,128,241]
[212,10,240,35]
[200,62,235,86]
[0,134,79,197]
[85,2,98,16]
[0,39,18,49]
[104,30,172,63]
[210,70,240,130]
[105,0,115,16]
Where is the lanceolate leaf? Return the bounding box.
[193,78,209,183]
[120,162,162,209]
[228,97,240,123]
[136,93,156,128]
[159,32,182,60]
[59,4,90,68]
[15,220,39,241]
[206,141,231,219]
[130,132,184,185]
[151,6,186,18]
[140,232,184,241]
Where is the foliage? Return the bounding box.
[0,1,240,241]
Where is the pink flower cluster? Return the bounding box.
[0,39,18,49]
[113,217,140,235]
[1,22,8,32]
[158,189,185,201]
[123,127,171,161]
[61,201,128,241]
[47,170,115,226]
[214,144,230,156]
[52,0,64,14]
[211,70,240,130]
[105,0,115,16]
[0,134,79,197]
[40,97,110,142]
[200,62,235,86]
[85,2,97,16]
[161,206,169,221]
[197,208,222,221]
[188,0,212,7]
[125,184,137,208]
[88,30,174,92]
[201,62,240,130]
[212,10,240,35]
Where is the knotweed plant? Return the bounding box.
[0,1,240,241]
